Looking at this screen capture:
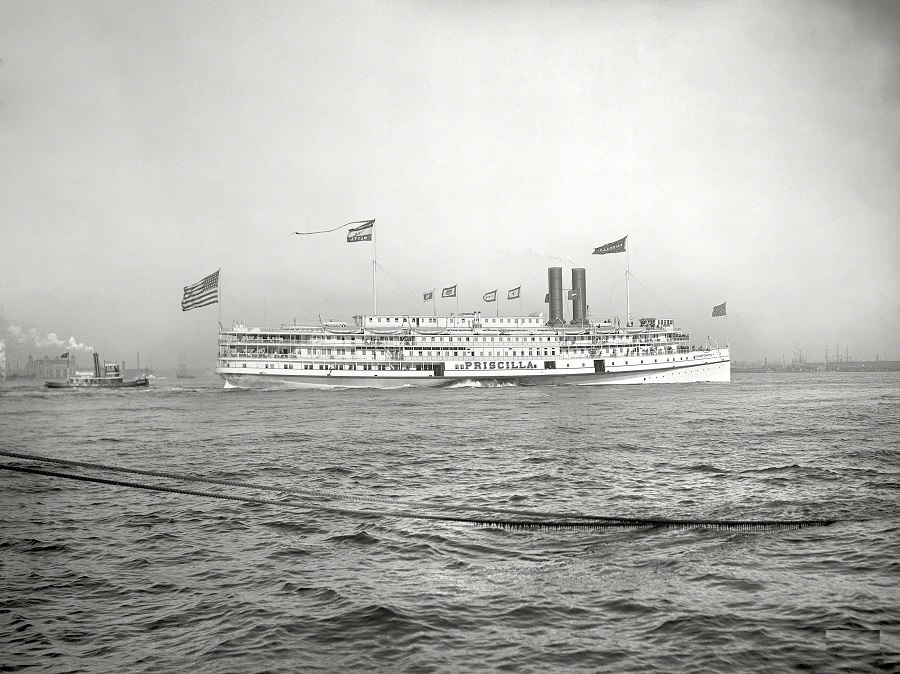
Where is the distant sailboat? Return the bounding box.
[176,355,196,379]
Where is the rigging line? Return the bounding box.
[223,284,248,323]
[0,463,834,530]
[376,264,429,310]
[0,450,837,529]
[627,272,676,317]
[290,219,374,237]
[606,275,625,317]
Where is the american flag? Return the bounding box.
[181,270,219,312]
[712,302,726,317]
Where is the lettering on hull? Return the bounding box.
[452,361,539,371]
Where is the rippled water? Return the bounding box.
[1,373,898,672]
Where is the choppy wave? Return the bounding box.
[1,372,898,672]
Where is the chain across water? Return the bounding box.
[0,450,836,531]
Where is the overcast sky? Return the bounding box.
[1,0,898,369]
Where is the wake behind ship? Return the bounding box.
[215,266,730,388]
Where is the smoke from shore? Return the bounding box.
[4,325,93,353]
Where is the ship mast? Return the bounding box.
[625,244,631,327]
[373,223,377,315]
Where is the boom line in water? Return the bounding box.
[0,452,836,531]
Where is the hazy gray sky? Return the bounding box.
[1,0,898,368]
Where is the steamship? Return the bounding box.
[215,266,730,388]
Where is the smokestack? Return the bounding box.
[571,268,587,325]
[93,352,101,377]
[548,267,564,325]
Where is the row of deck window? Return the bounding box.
[242,362,439,371]
[222,332,690,346]
[219,345,690,361]
[221,342,685,357]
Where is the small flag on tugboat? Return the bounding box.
[483,290,497,302]
[60,351,69,359]
[508,286,521,300]
[346,219,375,242]
[181,270,219,311]
[593,236,627,255]
[423,290,434,301]
[442,285,457,298]
[712,302,726,317]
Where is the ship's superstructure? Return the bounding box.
[215,267,729,388]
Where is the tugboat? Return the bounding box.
[45,353,149,389]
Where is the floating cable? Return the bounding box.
[0,451,836,531]
[0,463,651,530]
[0,449,402,504]
[0,450,820,526]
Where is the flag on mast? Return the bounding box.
[483,290,497,302]
[507,286,521,300]
[442,285,457,298]
[592,236,627,255]
[181,270,219,311]
[712,302,726,317]
[423,290,434,301]
[291,218,375,238]
[346,220,375,242]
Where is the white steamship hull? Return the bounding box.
[217,351,730,389]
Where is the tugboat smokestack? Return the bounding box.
[93,352,101,378]
[548,267,564,326]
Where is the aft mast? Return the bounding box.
[625,242,631,327]
[592,235,629,325]
[373,220,377,316]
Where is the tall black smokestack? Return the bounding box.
[571,268,587,325]
[93,352,101,378]
[548,267,564,325]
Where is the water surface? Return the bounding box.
[1,373,897,671]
